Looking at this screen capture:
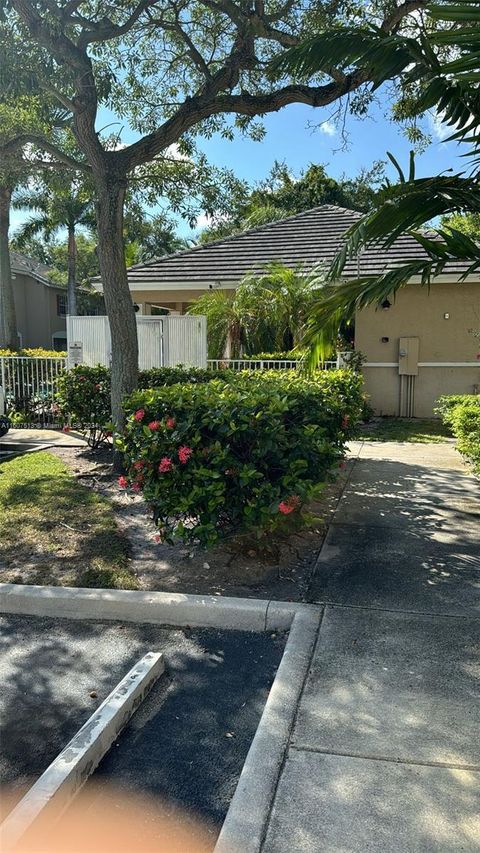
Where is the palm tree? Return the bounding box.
[273,0,480,361]
[188,264,323,358]
[236,263,322,354]
[13,176,94,316]
[188,291,244,359]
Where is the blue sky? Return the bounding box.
[10,93,463,238]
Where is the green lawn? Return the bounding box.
[0,451,137,588]
[357,418,452,443]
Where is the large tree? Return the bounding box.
[199,160,385,243]
[1,0,423,432]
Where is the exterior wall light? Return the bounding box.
[381,298,392,310]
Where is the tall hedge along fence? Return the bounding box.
[436,394,480,473]
[56,365,225,447]
[118,369,364,547]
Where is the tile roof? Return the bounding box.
[98,205,474,290]
[10,251,58,288]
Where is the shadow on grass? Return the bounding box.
[0,453,135,589]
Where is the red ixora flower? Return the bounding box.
[341,414,350,429]
[148,420,161,431]
[118,475,128,488]
[62,425,71,433]
[133,460,145,471]
[134,409,145,422]
[165,416,176,429]
[178,445,193,464]
[131,482,142,492]
[278,495,300,515]
[158,457,174,473]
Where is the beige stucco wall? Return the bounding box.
[355,281,480,417]
[130,289,210,315]
[12,273,67,349]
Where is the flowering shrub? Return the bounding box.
[436,394,480,473]
[56,365,226,447]
[118,369,364,547]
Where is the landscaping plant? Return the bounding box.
[56,365,235,447]
[436,394,480,472]
[118,370,364,547]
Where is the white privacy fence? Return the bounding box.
[0,356,67,426]
[67,315,208,370]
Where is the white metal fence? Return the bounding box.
[207,358,338,371]
[0,354,341,428]
[0,356,67,427]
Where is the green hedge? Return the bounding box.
[56,365,112,448]
[435,394,479,425]
[118,369,364,547]
[56,365,231,446]
[436,394,480,472]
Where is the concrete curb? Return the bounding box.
[0,584,311,632]
[0,651,164,850]
[214,607,322,853]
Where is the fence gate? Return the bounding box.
[0,356,66,428]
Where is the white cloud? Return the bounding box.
[196,213,213,229]
[320,120,336,137]
[428,111,451,141]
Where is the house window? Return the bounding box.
[57,293,67,316]
[52,332,67,351]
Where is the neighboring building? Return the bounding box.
[10,252,68,351]
[92,206,480,417]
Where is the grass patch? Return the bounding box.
[357,418,452,443]
[0,451,137,589]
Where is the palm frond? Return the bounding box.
[329,176,480,279]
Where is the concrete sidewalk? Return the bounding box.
[263,441,480,852]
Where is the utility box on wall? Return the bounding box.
[66,315,207,370]
[398,336,419,375]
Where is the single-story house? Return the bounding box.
[10,252,68,351]
[92,205,480,417]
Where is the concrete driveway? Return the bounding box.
[263,441,480,852]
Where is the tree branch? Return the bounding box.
[381,0,427,32]
[121,74,367,171]
[77,0,160,48]
[1,134,90,172]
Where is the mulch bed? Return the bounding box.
[49,445,352,601]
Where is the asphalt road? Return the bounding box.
[0,613,285,840]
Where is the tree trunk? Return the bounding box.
[67,223,77,316]
[0,185,18,350]
[94,176,138,452]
